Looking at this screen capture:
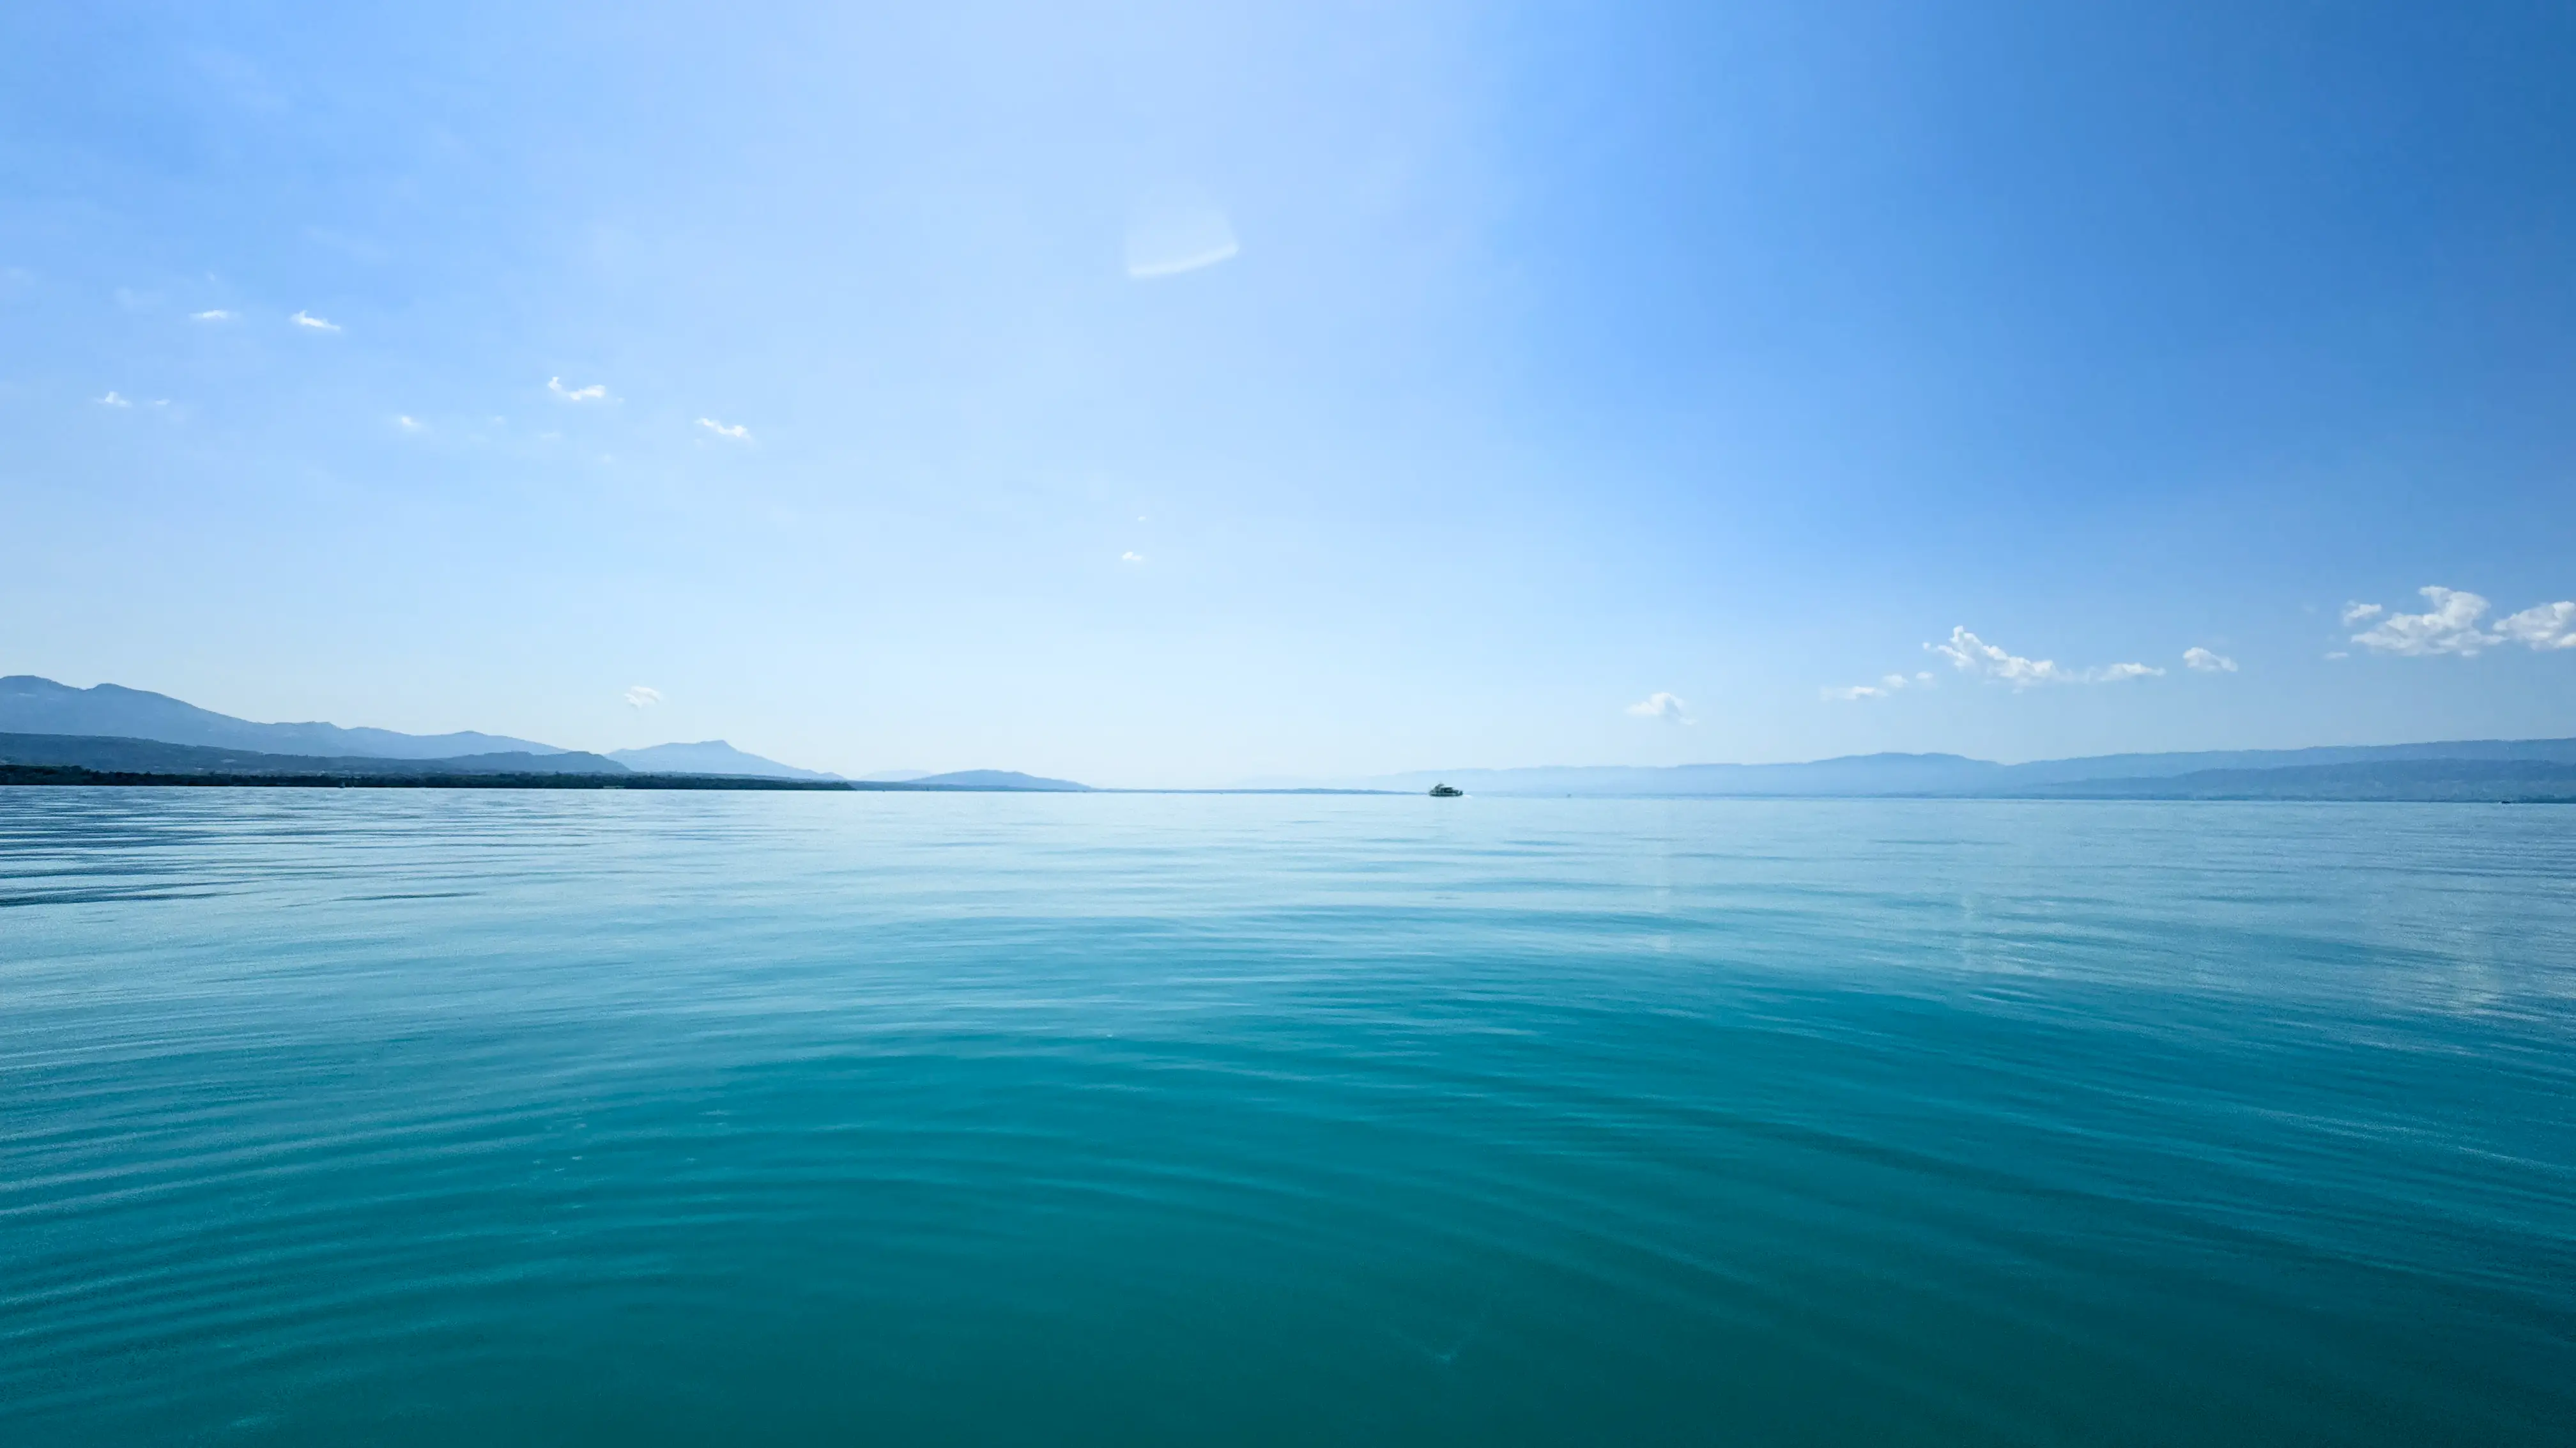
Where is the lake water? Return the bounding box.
[3,789,2571,1444]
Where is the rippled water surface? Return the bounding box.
[3,789,2572,1444]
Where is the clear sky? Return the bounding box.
[4,2,2573,785]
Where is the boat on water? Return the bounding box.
[1427,783,1463,797]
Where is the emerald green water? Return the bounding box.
[3,790,2570,1444]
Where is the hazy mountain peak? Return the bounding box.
[606,741,839,780]
[906,770,1092,792]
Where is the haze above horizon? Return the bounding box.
[4,3,2573,787]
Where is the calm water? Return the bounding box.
[2,790,2571,1445]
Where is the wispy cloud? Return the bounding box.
[395,415,423,431]
[1930,627,2160,688]
[624,685,663,709]
[2348,587,2499,656]
[1932,628,2078,686]
[2182,647,2237,673]
[1120,551,1145,564]
[1823,671,1935,702]
[1625,691,1694,723]
[2340,601,2384,626]
[289,310,340,332]
[2497,601,2576,651]
[1126,200,1241,280]
[191,309,234,321]
[697,417,749,441]
[548,376,609,402]
[96,391,132,407]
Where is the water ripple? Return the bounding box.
[2,790,2572,1444]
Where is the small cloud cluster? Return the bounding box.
[289,310,340,332]
[1823,672,1934,702]
[1625,691,1694,723]
[1929,628,2161,688]
[1120,551,1145,564]
[624,685,663,709]
[2344,586,2576,656]
[698,417,749,441]
[1829,628,2211,702]
[191,309,233,322]
[548,376,609,403]
[97,390,131,408]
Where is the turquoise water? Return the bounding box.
[3,790,2571,1445]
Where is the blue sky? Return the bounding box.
[3,1,2573,785]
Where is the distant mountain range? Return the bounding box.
[1356,737,2576,801]
[7,674,2572,801]
[0,675,1089,789]
[0,674,564,759]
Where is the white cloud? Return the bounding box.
[2182,647,2237,673]
[624,685,663,709]
[1929,628,2159,688]
[289,310,340,331]
[1933,628,2078,686]
[2496,600,2576,651]
[548,376,609,402]
[697,417,749,441]
[2349,587,2499,656]
[96,390,131,407]
[2340,601,2384,626]
[1822,671,1935,702]
[1625,691,1694,723]
[395,415,422,431]
[1125,199,1240,279]
[190,308,233,322]
[1120,551,1145,564]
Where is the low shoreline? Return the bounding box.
[3,765,935,791]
